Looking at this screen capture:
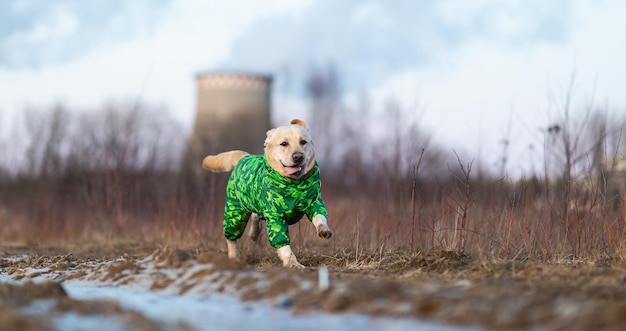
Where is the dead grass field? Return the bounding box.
[3,169,626,330]
[2,105,626,330]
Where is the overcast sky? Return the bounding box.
[1,0,625,176]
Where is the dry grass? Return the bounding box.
[1,178,625,269]
[1,104,626,271]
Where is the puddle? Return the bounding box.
[64,282,478,331]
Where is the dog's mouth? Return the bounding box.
[282,163,305,176]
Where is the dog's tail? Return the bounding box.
[202,150,249,172]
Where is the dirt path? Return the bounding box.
[2,245,626,330]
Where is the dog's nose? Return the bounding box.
[292,152,304,164]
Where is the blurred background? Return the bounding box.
[1,0,626,257]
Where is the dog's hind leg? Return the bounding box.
[226,239,240,261]
[248,213,261,241]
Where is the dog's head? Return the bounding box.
[264,119,316,179]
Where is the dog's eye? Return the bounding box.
[280,142,288,147]
[300,140,307,146]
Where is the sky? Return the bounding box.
[1,0,625,177]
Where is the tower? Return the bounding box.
[183,72,273,183]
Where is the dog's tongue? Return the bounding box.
[284,166,302,175]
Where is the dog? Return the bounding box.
[202,119,333,268]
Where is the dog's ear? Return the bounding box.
[290,119,308,129]
[264,128,276,147]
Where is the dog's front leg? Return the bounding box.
[226,239,240,261]
[277,245,304,268]
[312,214,333,239]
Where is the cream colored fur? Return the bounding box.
[277,245,304,268]
[263,119,316,179]
[226,239,239,260]
[202,119,315,180]
[313,214,333,239]
[203,150,249,172]
[203,119,333,268]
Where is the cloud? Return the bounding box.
[218,0,573,94]
[0,0,171,70]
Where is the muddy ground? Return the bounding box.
[1,243,626,331]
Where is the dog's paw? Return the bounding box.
[316,224,334,239]
[286,260,305,269]
[277,245,305,268]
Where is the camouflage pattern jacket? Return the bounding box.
[222,154,328,248]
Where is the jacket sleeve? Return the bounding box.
[305,194,328,221]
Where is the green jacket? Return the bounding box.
[223,154,328,248]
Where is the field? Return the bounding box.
[3,158,626,331]
[2,106,626,330]
[1,236,626,331]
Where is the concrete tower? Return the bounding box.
[183,72,272,181]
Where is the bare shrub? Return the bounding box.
[0,102,197,244]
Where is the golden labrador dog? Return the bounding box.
[202,119,333,268]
